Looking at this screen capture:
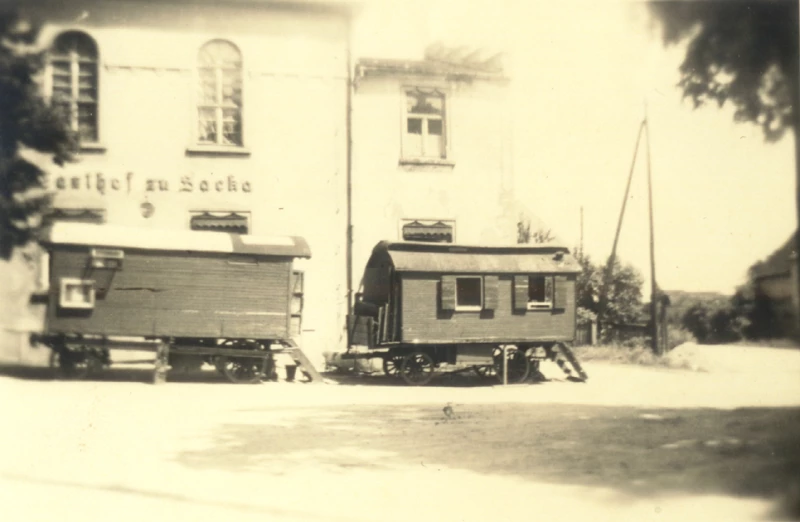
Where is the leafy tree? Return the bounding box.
[648,0,800,320]
[575,250,644,327]
[0,11,76,259]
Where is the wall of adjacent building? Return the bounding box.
[3,0,351,366]
[350,74,517,291]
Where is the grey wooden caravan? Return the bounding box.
[348,241,588,385]
[33,222,319,384]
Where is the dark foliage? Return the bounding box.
[649,0,799,141]
[574,250,645,328]
[0,11,77,259]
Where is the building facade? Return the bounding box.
[2,1,521,367]
[350,47,518,294]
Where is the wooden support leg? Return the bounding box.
[153,341,169,385]
[502,345,508,386]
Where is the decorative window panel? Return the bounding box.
[45,208,105,225]
[197,40,243,146]
[403,88,446,159]
[189,211,249,234]
[48,31,99,143]
[401,219,454,243]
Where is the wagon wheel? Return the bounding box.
[382,354,406,377]
[474,364,497,380]
[50,348,101,380]
[493,347,531,384]
[217,356,264,384]
[400,352,435,386]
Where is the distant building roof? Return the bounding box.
[753,231,797,279]
[356,43,507,82]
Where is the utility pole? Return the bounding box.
[644,105,660,355]
[598,120,646,325]
[579,206,584,256]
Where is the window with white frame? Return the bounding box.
[527,275,554,309]
[403,88,446,159]
[197,40,243,146]
[48,31,99,143]
[59,278,95,309]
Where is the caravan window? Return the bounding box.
[455,277,482,311]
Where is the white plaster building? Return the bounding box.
[1,0,523,367]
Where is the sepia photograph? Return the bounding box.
[0,0,798,520]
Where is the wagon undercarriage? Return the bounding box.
[35,334,323,384]
[344,343,588,386]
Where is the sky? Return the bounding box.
[351,0,798,296]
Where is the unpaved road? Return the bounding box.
[0,344,799,522]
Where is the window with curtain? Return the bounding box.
[49,31,99,143]
[197,40,243,146]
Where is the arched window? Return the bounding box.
[49,31,99,142]
[197,40,243,146]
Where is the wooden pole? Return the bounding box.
[580,206,584,255]
[644,106,659,355]
[599,120,646,324]
[502,345,508,386]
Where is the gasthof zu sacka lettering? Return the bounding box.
[52,172,252,194]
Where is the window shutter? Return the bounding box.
[441,275,456,311]
[554,275,568,309]
[513,275,528,312]
[545,277,554,304]
[483,275,499,310]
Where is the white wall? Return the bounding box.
[4,0,351,366]
[350,74,517,287]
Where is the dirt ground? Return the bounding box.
[0,343,799,522]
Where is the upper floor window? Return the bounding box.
[197,40,243,147]
[48,31,99,143]
[403,88,446,160]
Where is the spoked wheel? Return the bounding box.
[216,340,271,384]
[382,353,406,377]
[50,348,103,380]
[400,351,435,386]
[217,356,265,384]
[493,346,531,384]
[474,364,497,380]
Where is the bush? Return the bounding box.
[681,301,745,344]
[667,326,696,350]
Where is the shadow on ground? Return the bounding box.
[178,402,800,519]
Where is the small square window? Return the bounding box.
[59,278,95,309]
[456,277,482,311]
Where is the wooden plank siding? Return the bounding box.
[400,274,576,343]
[46,247,292,340]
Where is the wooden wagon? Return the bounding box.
[32,222,320,384]
[347,241,588,385]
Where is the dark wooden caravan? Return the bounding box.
[33,222,320,384]
[348,241,588,385]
